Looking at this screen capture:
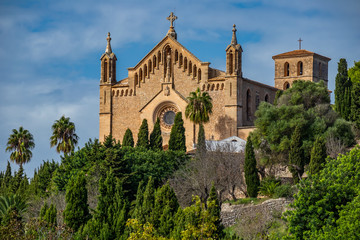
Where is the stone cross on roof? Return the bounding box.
[298,38,303,50]
[167,12,177,28]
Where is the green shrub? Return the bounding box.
[259,177,280,197]
[274,184,295,198]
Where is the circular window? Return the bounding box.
[163,110,175,125]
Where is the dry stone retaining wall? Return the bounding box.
[221,198,292,227]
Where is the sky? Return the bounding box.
[0,0,359,177]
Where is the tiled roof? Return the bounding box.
[272,49,331,61]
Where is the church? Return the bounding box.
[99,12,330,150]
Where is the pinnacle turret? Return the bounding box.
[105,32,112,54]
[231,24,237,45]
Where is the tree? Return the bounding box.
[168,112,186,152]
[335,58,352,120]
[122,128,134,147]
[252,80,355,174]
[196,123,206,159]
[284,147,360,239]
[349,60,360,129]
[309,136,327,175]
[185,87,213,146]
[50,115,79,156]
[289,125,304,183]
[63,172,89,231]
[137,119,149,149]
[244,136,260,198]
[149,118,163,151]
[6,126,35,168]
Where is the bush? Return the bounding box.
[274,184,295,199]
[259,177,280,197]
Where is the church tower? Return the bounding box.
[272,46,331,90]
[226,24,243,76]
[99,32,117,141]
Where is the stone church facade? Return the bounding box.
[99,13,329,150]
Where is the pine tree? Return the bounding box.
[335,58,350,119]
[137,119,149,149]
[309,136,327,175]
[122,128,134,147]
[196,123,206,159]
[244,136,260,198]
[168,112,186,152]
[63,172,89,231]
[289,126,304,183]
[149,118,163,151]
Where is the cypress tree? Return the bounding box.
[309,136,327,175]
[63,172,89,231]
[335,58,349,119]
[122,128,134,147]
[137,119,149,149]
[169,112,186,152]
[196,123,206,159]
[141,177,155,224]
[4,161,12,188]
[244,136,260,198]
[132,181,144,221]
[44,203,57,227]
[289,126,304,183]
[149,118,163,151]
[40,202,48,219]
[207,184,222,238]
[103,134,117,148]
[349,61,360,129]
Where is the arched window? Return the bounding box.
[284,81,290,90]
[228,51,233,74]
[193,65,197,78]
[189,61,192,75]
[246,89,251,121]
[255,93,260,109]
[116,90,119,97]
[202,84,205,91]
[148,60,152,75]
[216,83,219,90]
[175,50,178,63]
[318,62,322,77]
[144,64,148,78]
[129,89,133,96]
[135,73,138,86]
[158,51,161,65]
[103,60,108,82]
[125,89,128,96]
[297,61,303,76]
[211,84,215,91]
[265,94,269,102]
[153,55,157,69]
[184,57,188,71]
[284,62,290,76]
[139,69,143,81]
[221,83,224,90]
[179,53,183,67]
[198,69,201,81]
[121,90,124,96]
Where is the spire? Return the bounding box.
[105,32,112,54]
[166,12,178,40]
[231,24,237,45]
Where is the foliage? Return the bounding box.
[137,119,149,149]
[63,171,89,232]
[29,160,58,197]
[245,136,260,198]
[274,184,295,199]
[349,60,360,129]
[252,80,355,172]
[50,115,79,155]
[335,58,352,120]
[196,123,206,159]
[284,147,360,239]
[149,118,163,151]
[123,128,135,147]
[185,87,213,145]
[0,194,27,225]
[309,136,327,175]
[127,218,168,240]
[288,126,304,183]
[169,112,186,152]
[6,126,35,167]
[259,177,280,197]
[39,202,57,228]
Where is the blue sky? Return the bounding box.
[1,0,359,177]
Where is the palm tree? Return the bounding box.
[50,115,79,156]
[6,126,35,168]
[185,87,213,147]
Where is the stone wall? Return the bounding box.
[221,198,292,227]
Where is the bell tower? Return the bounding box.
[99,32,117,141]
[226,24,243,76]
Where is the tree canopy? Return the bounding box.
[6,126,35,167]
[50,115,79,155]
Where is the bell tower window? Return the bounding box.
[284,62,290,76]
[297,61,303,76]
